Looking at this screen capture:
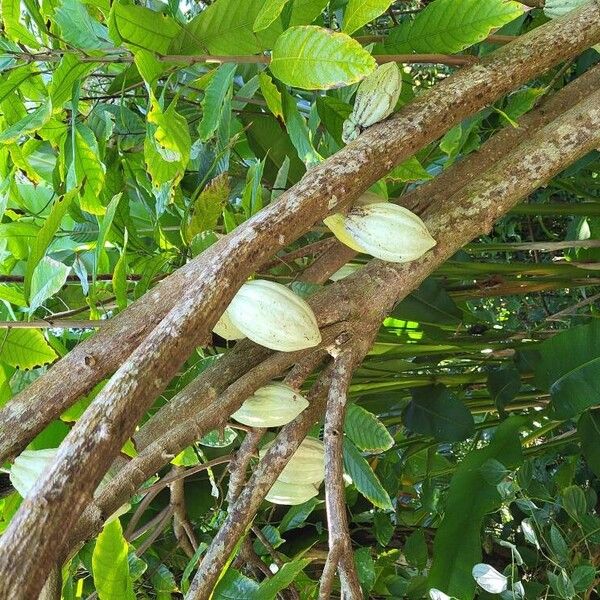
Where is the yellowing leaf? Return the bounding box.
[183,173,229,243]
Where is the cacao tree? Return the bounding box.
[0,0,599,598]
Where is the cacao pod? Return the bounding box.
[9,448,57,498]
[324,202,436,263]
[260,437,325,485]
[231,383,309,427]
[265,479,321,505]
[213,310,246,340]
[342,62,402,144]
[226,279,321,352]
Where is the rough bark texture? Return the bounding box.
[185,87,600,598]
[2,1,599,465]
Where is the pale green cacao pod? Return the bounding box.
[213,310,246,340]
[231,383,309,427]
[9,448,57,498]
[226,279,321,352]
[324,202,436,263]
[261,437,325,484]
[265,479,321,505]
[342,62,402,143]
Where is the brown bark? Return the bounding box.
[320,349,363,600]
[302,62,600,284]
[2,1,599,468]
[186,87,600,598]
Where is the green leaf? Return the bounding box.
[254,559,311,599]
[213,569,259,600]
[1,0,41,47]
[110,3,181,54]
[578,409,600,478]
[24,191,75,298]
[173,0,282,55]
[487,366,521,413]
[344,403,393,452]
[343,437,393,510]
[253,524,284,555]
[181,543,208,594]
[286,0,329,26]
[259,72,284,120]
[0,329,57,369]
[343,0,394,36]
[404,385,474,442]
[561,485,587,521]
[315,95,352,146]
[113,230,129,311]
[550,524,569,563]
[392,278,462,325]
[69,124,106,214]
[184,174,229,243]
[270,26,376,90]
[571,565,597,593]
[281,90,321,166]
[254,0,289,32]
[55,0,110,50]
[94,193,121,284]
[50,54,97,107]
[278,497,320,532]
[198,64,237,142]
[92,519,135,600]
[385,0,524,54]
[534,321,600,419]
[428,417,524,599]
[0,102,52,145]
[353,547,376,594]
[404,529,428,570]
[0,284,27,307]
[29,257,71,315]
[386,156,432,182]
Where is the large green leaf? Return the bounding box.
[92,519,135,600]
[213,569,259,599]
[183,174,229,243]
[198,64,237,142]
[286,0,329,26]
[55,0,111,50]
[578,409,600,478]
[487,366,521,413]
[270,26,376,90]
[404,384,474,442]
[316,95,352,146]
[50,54,97,107]
[343,0,394,36]
[385,0,523,54]
[0,329,57,369]
[534,321,600,419]
[281,90,321,166]
[343,437,393,510]
[29,257,71,315]
[24,191,76,298]
[392,278,462,325]
[428,417,524,599]
[344,403,394,453]
[1,0,41,47]
[254,559,311,599]
[110,3,181,54]
[172,0,282,55]
[254,0,289,32]
[0,102,52,145]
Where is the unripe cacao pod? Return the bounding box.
[324,202,436,263]
[265,479,321,505]
[260,437,325,485]
[213,310,246,340]
[226,279,321,352]
[342,62,402,143]
[231,383,309,427]
[9,448,57,498]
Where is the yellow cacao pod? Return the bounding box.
[265,479,320,505]
[213,310,246,340]
[231,383,309,427]
[226,279,321,352]
[342,63,402,143]
[261,437,325,485]
[324,202,436,263]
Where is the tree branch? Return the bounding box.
[320,348,362,600]
[2,2,598,468]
